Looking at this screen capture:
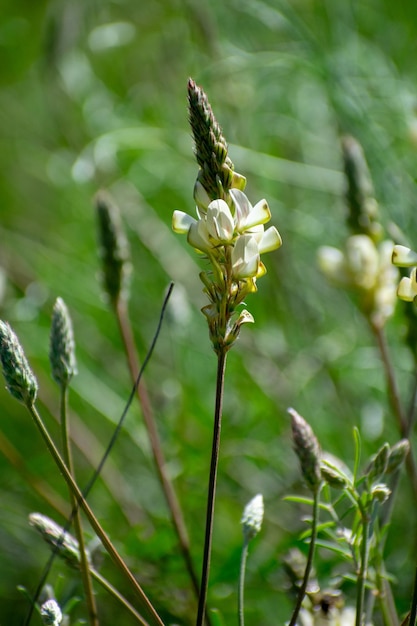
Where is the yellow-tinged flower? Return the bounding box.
[392,245,417,302]
[318,235,398,327]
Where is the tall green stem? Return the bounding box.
[196,348,228,626]
[60,384,98,626]
[238,540,249,626]
[288,486,320,626]
[27,402,164,626]
[115,298,200,603]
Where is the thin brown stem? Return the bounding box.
[196,348,227,626]
[115,299,200,601]
[60,384,99,626]
[27,402,164,626]
[370,321,417,500]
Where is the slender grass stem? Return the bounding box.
[238,540,249,626]
[115,298,200,602]
[27,402,164,626]
[288,486,320,626]
[60,384,98,626]
[90,567,147,624]
[196,348,228,626]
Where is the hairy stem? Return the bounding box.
[60,385,98,626]
[115,298,200,601]
[288,486,320,626]
[27,402,164,626]
[196,349,228,626]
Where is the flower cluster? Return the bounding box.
[392,244,417,301]
[172,79,282,352]
[318,235,398,328]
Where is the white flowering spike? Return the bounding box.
[232,235,260,279]
[345,234,379,290]
[241,494,264,542]
[392,244,417,267]
[40,599,63,626]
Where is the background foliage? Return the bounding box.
[1,0,417,624]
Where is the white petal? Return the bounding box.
[187,220,211,252]
[258,226,282,253]
[193,181,211,213]
[232,235,260,278]
[206,199,234,242]
[240,199,271,231]
[172,210,196,234]
[230,188,252,223]
[392,245,417,267]
[397,276,417,302]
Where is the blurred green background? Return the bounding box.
[1,0,417,624]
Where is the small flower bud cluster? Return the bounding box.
[241,494,264,542]
[40,599,63,626]
[392,244,417,302]
[172,80,282,352]
[49,297,77,386]
[289,408,322,493]
[0,320,38,406]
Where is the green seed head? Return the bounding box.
[49,297,77,386]
[289,408,322,493]
[0,320,38,406]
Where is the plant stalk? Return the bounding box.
[356,506,370,626]
[60,384,99,626]
[27,402,164,626]
[238,540,249,626]
[288,486,320,626]
[196,348,228,626]
[115,298,200,600]
[90,567,148,624]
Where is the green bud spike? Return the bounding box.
[95,190,131,307]
[341,135,382,241]
[49,297,77,386]
[289,408,322,493]
[0,320,38,406]
[188,78,238,201]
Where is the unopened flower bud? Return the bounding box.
[320,460,348,489]
[0,320,38,406]
[29,512,89,569]
[289,408,322,493]
[371,483,391,504]
[386,439,410,474]
[367,443,389,483]
[241,494,264,542]
[49,298,77,386]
